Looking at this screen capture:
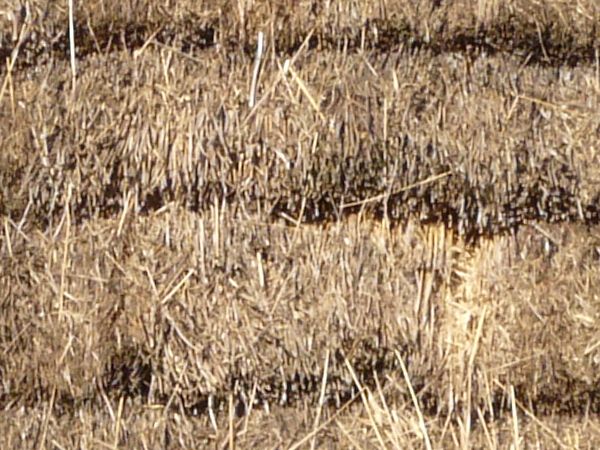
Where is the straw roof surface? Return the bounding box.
[1,0,600,448]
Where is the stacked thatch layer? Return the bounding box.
[2,42,599,237]
[1,0,600,448]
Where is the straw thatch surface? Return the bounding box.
[1,0,600,448]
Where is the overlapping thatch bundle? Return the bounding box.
[1,0,600,448]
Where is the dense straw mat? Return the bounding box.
[1,0,600,448]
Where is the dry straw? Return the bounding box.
[1,0,600,448]
[68,0,77,86]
